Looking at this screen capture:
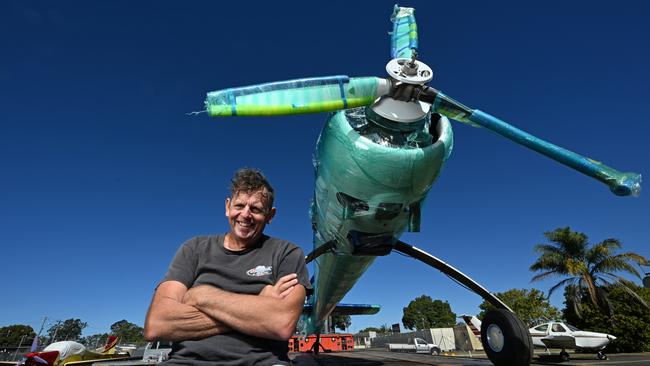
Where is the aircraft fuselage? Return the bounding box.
[301,107,453,334]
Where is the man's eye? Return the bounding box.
[234,204,245,209]
[251,208,262,214]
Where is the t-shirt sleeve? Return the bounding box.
[277,244,313,295]
[161,238,198,288]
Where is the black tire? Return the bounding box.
[430,347,440,356]
[560,351,570,362]
[597,352,607,360]
[480,309,533,366]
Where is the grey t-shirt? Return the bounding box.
[160,234,311,366]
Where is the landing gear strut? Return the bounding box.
[394,241,533,366]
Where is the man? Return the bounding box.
[145,168,311,366]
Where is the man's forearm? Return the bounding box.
[184,285,304,340]
[145,293,231,341]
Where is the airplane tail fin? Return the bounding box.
[100,336,118,354]
[460,314,482,340]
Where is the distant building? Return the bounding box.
[352,331,376,349]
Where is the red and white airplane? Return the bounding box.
[14,336,129,366]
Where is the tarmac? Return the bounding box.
[291,349,650,365]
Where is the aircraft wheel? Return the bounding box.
[597,351,607,360]
[560,350,570,362]
[430,347,440,356]
[480,309,533,366]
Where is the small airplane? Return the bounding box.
[17,336,129,366]
[461,316,616,361]
[530,321,616,361]
[199,4,640,366]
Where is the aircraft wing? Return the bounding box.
[303,303,380,315]
[540,335,576,349]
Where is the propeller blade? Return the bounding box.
[205,76,389,117]
[32,356,48,365]
[422,88,642,196]
[390,5,418,59]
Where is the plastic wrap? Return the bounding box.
[301,108,453,334]
[42,341,86,361]
[205,76,381,116]
[390,5,418,59]
[431,91,642,196]
[468,110,641,196]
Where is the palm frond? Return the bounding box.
[591,253,645,278]
[532,243,563,255]
[607,275,650,309]
[547,277,577,298]
[530,270,561,282]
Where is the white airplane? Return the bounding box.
[461,316,616,362]
[529,321,616,361]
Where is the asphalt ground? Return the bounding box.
[291,349,650,366]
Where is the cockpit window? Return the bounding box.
[552,323,566,332]
[566,324,581,332]
[534,324,548,332]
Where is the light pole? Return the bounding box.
[12,335,26,361]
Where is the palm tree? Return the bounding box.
[530,227,648,316]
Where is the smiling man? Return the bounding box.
[144,168,311,366]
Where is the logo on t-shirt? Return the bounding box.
[246,265,273,277]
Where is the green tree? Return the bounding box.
[109,320,144,344]
[562,284,650,352]
[78,333,110,348]
[402,295,456,330]
[530,227,647,316]
[358,327,382,333]
[0,324,35,347]
[47,319,87,342]
[358,325,393,334]
[478,288,561,327]
[331,315,351,332]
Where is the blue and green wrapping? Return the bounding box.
[300,108,453,334]
[205,76,382,116]
[391,5,418,59]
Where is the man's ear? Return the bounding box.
[225,198,231,217]
[266,207,276,223]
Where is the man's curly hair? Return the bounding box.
[230,168,275,211]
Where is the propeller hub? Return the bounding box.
[386,58,433,84]
[369,96,428,123]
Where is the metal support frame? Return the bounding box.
[394,240,513,312]
[305,241,335,264]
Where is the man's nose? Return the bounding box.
[241,206,252,217]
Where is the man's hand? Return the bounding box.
[259,273,298,299]
[183,285,214,307]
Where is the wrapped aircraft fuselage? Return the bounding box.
[302,107,453,333]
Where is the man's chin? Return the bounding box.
[233,229,258,242]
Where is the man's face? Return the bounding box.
[225,189,275,247]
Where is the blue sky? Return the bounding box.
[1,0,649,336]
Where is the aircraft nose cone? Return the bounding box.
[608,335,617,340]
